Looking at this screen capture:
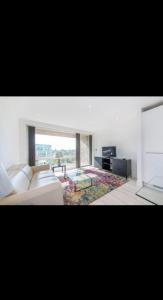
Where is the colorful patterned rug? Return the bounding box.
[56,167,126,205]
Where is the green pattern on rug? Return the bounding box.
[57,167,126,205]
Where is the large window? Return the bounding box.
[35,132,76,170]
[27,127,92,169]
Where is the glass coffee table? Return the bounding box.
[69,172,99,192]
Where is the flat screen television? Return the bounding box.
[102,146,116,158]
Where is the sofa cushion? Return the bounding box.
[7,168,23,179]
[7,164,26,171]
[0,163,15,198]
[29,176,59,190]
[32,170,54,181]
[11,171,30,193]
[22,165,33,181]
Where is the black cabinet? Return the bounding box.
[112,158,131,179]
[94,156,131,179]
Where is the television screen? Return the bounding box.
[102,146,116,157]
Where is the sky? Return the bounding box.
[35,134,76,150]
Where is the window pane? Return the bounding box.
[35,134,76,170]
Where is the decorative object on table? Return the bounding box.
[64,172,68,180]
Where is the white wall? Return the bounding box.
[137,110,143,184]
[0,99,20,168]
[142,105,163,183]
[93,115,139,179]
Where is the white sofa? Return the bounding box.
[0,164,64,205]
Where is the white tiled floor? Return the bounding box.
[90,180,154,205]
[136,185,163,205]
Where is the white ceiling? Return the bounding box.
[1,97,163,132]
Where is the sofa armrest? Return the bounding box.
[32,164,50,174]
[0,182,64,205]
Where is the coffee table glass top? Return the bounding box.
[68,170,99,191]
[69,175,91,191]
[67,169,84,177]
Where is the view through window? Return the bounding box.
[35,133,76,170]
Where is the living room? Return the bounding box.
[0,97,163,205]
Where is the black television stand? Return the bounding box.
[94,156,131,179]
[94,156,112,171]
[102,157,112,171]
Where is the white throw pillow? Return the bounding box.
[22,165,33,181]
[0,163,14,198]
